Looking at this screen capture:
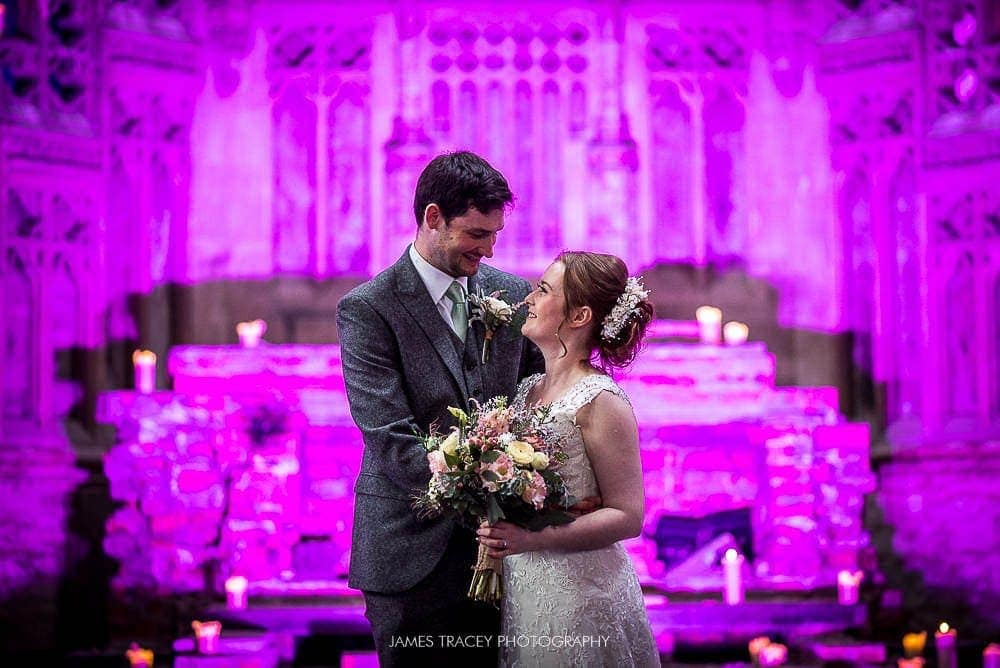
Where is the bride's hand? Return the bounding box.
[477,521,532,558]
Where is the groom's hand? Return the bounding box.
[567,495,602,517]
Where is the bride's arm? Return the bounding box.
[479,390,645,555]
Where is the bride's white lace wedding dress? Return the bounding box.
[500,373,660,667]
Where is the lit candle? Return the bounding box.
[132,350,156,394]
[126,642,154,668]
[984,643,1000,668]
[935,622,957,668]
[897,659,925,668]
[236,319,267,348]
[695,306,722,344]
[225,575,249,609]
[902,631,927,658]
[837,569,863,605]
[749,636,771,666]
[192,620,221,654]
[758,642,788,666]
[722,548,744,605]
[723,321,749,345]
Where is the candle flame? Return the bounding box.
[224,575,248,592]
[939,622,950,633]
[192,619,222,636]
[749,636,771,656]
[723,548,739,561]
[695,306,722,323]
[132,349,156,364]
[723,321,749,344]
[837,569,864,585]
[125,642,154,667]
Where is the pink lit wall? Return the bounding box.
[1,0,999,650]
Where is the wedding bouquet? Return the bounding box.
[413,396,575,605]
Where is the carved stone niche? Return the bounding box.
[0,38,43,125]
[930,192,976,245]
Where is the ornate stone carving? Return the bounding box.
[646,23,748,72]
[2,247,35,422]
[943,252,978,418]
[7,189,43,240]
[326,25,372,71]
[0,38,43,125]
[931,192,976,243]
[425,16,591,77]
[829,89,914,145]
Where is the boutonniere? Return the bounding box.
[467,288,526,364]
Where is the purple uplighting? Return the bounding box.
[1,0,998,665]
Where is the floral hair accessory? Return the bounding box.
[600,276,649,343]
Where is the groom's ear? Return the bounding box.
[423,203,443,229]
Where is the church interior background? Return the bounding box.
[0,0,998,664]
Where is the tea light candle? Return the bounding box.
[132,350,156,394]
[902,631,927,658]
[695,306,722,344]
[749,636,771,665]
[723,321,749,345]
[897,659,925,668]
[236,319,267,347]
[759,642,788,666]
[225,575,249,609]
[837,569,863,605]
[983,643,1000,668]
[935,623,957,668]
[722,548,744,605]
[192,620,221,654]
[126,642,154,668]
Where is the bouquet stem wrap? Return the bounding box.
[468,539,503,606]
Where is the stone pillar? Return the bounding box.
[382,0,433,269]
[587,6,639,264]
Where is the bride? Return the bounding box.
[477,251,659,667]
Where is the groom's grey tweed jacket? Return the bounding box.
[337,250,543,593]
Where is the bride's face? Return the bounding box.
[522,262,566,343]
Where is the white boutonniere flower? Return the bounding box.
[467,288,525,364]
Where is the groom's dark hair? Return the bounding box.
[414,150,513,226]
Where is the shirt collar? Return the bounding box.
[408,244,468,303]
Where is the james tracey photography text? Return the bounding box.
[389,634,612,649]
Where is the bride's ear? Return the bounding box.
[568,305,592,329]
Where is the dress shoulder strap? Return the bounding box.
[514,373,544,405]
[561,374,631,414]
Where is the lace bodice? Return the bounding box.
[501,373,658,668]
[513,373,630,502]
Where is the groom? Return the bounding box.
[337,151,543,665]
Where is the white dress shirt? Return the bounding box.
[408,244,469,338]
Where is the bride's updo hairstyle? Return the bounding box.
[557,251,653,369]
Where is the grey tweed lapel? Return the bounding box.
[466,272,485,358]
[393,253,469,398]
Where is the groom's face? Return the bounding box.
[426,206,505,277]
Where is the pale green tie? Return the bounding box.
[445,281,468,342]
